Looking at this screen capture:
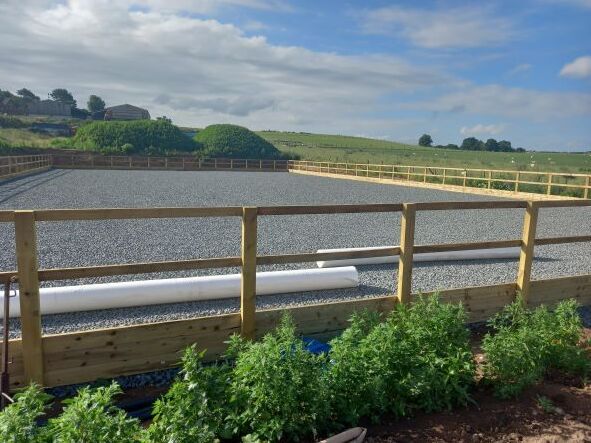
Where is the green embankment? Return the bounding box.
[257,131,591,174]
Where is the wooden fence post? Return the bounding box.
[423,167,427,183]
[516,201,539,305]
[514,172,520,192]
[14,211,44,385]
[241,207,258,339]
[487,171,492,189]
[442,168,447,185]
[546,174,553,195]
[584,176,590,199]
[462,171,467,188]
[397,203,416,304]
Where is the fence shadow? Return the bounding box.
[0,169,71,204]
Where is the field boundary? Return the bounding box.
[51,153,289,172]
[1,199,590,390]
[289,160,591,200]
[0,155,51,182]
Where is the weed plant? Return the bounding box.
[482,297,589,398]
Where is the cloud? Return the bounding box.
[460,124,504,136]
[410,85,591,120]
[508,63,532,76]
[359,5,515,48]
[543,0,591,9]
[560,56,591,78]
[0,0,448,132]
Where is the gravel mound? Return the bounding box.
[1,169,590,338]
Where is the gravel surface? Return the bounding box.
[1,169,590,339]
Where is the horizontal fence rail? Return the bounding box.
[50,154,289,172]
[0,199,590,389]
[289,160,591,200]
[0,155,51,181]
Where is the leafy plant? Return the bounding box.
[482,297,589,398]
[46,382,144,442]
[328,296,475,425]
[227,313,330,442]
[326,310,381,427]
[147,346,233,443]
[0,384,50,443]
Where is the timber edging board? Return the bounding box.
[2,274,590,390]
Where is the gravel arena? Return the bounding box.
[1,168,591,340]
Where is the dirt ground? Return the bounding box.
[365,381,591,443]
[365,327,591,443]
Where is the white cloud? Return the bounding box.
[508,63,532,76]
[543,0,591,9]
[460,124,504,136]
[560,56,591,78]
[410,85,591,120]
[0,0,447,131]
[359,5,515,48]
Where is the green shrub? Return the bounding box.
[0,384,50,443]
[328,295,474,423]
[71,120,199,154]
[482,298,589,398]
[326,310,381,427]
[46,382,144,442]
[194,124,290,159]
[147,347,233,443]
[227,314,330,442]
[0,116,28,129]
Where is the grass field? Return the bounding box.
[257,131,591,174]
[2,126,590,174]
[0,128,65,148]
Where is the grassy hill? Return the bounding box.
[1,122,590,174]
[257,131,591,174]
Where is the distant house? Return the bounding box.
[27,100,72,117]
[104,104,150,121]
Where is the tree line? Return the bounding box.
[418,134,525,152]
[0,87,106,118]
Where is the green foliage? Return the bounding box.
[418,133,433,147]
[0,384,50,443]
[482,297,589,398]
[227,314,330,442]
[147,346,232,443]
[195,124,289,159]
[326,296,474,429]
[0,116,28,129]
[70,120,199,154]
[49,88,76,108]
[326,310,382,427]
[87,95,106,113]
[17,88,40,102]
[47,382,143,442]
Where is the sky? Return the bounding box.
[1,0,590,151]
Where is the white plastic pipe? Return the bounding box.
[1,267,359,318]
[316,247,520,268]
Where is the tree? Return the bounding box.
[498,140,513,152]
[485,138,499,152]
[49,88,77,108]
[87,95,106,113]
[17,88,39,101]
[418,134,433,147]
[461,137,484,151]
[156,116,172,123]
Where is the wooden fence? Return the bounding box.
[289,160,591,199]
[1,199,590,390]
[0,155,51,181]
[51,154,289,172]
